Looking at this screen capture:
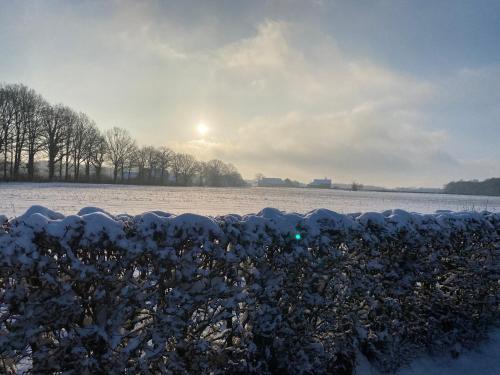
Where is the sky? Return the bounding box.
[1,0,500,188]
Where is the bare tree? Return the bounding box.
[81,122,99,181]
[25,94,47,179]
[144,146,158,183]
[2,85,43,179]
[0,85,15,179]
[171,153,199,186]
[70,113,93,182]
[157,147,174,185]
[202,159,245,187]
[42,105,67,181]
[136,146,148,182]
[60,108,78,180]
[91,133,107,182]
[11,85,31,178]
[134,145,163,184]
[105,127,135,182]
[124,144,139,180]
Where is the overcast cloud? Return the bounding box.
[1,0,499,187]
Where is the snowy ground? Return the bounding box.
[1,182,499,217]
[357,329,500,375]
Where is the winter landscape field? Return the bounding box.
[1,183,500,218]
[3,0,500,374]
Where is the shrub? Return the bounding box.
[1,206,499,374]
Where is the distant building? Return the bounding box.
[308,178,332,189]
[258,177,285,187]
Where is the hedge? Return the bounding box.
[1,206,499,374]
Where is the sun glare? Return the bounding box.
[197,122,209,136]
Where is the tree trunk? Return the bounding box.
[96,165,102,182]
[85,161,90,181]
[65,154,70,180]
[27,152,35,179]
[48,154,56,181]
[74,161,80,182]
[3,140,8,179]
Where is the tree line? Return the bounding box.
[0,83,246,187]
[444,178,500,196]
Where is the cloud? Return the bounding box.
[219,20,292,69]
[171,19,459,186]
[178,109,457,186]
[2,2,499,187]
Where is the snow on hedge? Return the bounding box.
[0,206,499,374]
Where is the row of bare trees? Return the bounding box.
[0,83,246,186]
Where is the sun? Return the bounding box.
[197,122,209,136]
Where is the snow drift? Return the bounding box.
[0,206,499,374]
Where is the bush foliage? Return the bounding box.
[1,206,499,374]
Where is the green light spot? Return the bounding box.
[295,233,301,240]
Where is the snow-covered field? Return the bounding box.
[1,182,499,217]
